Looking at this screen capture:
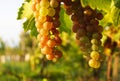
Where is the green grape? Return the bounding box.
[91,39,98,44]
[92,44,98,51]
[48,8,56,17]
[92,33,99,39]
[79,36,89,43]
[90,51,99,60]
[40,0,50,8]
[39,7,48,16]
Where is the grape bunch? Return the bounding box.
[63,0,103,68]
[32,0,62,60]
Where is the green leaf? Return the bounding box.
[17,1,33,19]
[25,0,31,2]
[23,15,34,31]
[23,15,38,37]
[59,6,72,34]
[114,0,120,9]
[81,0,112,12]
[17,3,24,20]
[111,6,120,26]
[30,23,38,37]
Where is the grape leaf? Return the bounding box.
[17,1,33,19]
[111,6,120,26]
[25,0,31,2]
[23,15,38,37]
[114,0,120,9]
[30,23,38,37]
[81,0,112,12]
[59,7,72,34]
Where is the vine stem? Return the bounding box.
[107,55,112,81]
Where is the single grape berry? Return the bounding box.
[92,44,98,51]
[91,39,98,44]
[95,13,103,20]
[90,51,100,60]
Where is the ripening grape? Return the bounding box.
[54,50,62,59]
[38,40,46,48]
[46,54,55,60]
[90,51,99,60]
[32,0,62,60]
[72,23,80,33]
[50,0,59,8]
[40,0,50,8]
[53,20,60,27]
[54,35,62,46]
[47,39,56,47]
[41,46,53,55]
[43,21,53,30]
[84,9,93,16]
[40,35,49,42]
[39,7,48,17]
[48,8,56,17]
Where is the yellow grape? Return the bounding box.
[43,21,53,30]
[35,21,43,30]
[88,59,100,68]
[38,16,47,23]
[39,7,48,17]
[48,8,56,17]
[40,28,49,36]
[40,0,50,8]
[90,51,99,60]
[50,0,59,8]
[35,3,40,10]
[32,2,36,11]
[94,61,101,68]
[91,39,98,44]
[41,46,53,54]
[33,11,39,18]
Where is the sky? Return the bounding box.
[0,0,23,47]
